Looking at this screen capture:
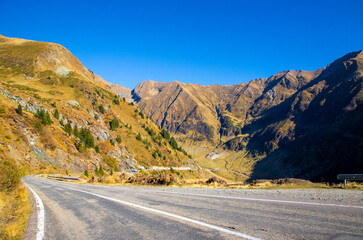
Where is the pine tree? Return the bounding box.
[53,109,59,119]
[169,137,178,149]
[99,166,105,176]
[16,104,23,116]
[161,129,170,140]
[73,125,79,138]
[136,132,142,141]
[95,145,100,153]
[64,122,72,135]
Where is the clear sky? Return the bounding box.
[0,0,362,89]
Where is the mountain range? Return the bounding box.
[125,50,363,181]
[0,34,361,182]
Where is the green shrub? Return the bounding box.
[84,170,89,177]
[95,145,100,153]
[110,118,119,130]
[98,104,105,114]
[139,111,145,119]
[136,132,142,141]
[34,122,43,132]
[0,159,24,191]
[113,95,120,105]
[145,126,155,136]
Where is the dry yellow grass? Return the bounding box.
[0,184,31,240]
[48,171,363,191]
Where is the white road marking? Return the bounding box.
[146,190,363,209]
[37,179,262,240]
[26,185,45,240]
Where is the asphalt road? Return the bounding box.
[23,176,363,240]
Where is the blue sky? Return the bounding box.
[0,0,362,89]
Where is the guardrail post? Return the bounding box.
[344,179,347,187]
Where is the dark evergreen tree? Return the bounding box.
[53,109,59,119]
[73,125,79,138]
[16,104,22,116]
[95,145,100,153]
[161,129,170,139]
[136,132,142,141]
[110,118,119,130]
[169,137,178,149]
[64,122,72,135]
[98,104,105,114]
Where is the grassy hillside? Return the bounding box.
[0,35,193,175]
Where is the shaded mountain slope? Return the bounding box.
[249,50,363,181]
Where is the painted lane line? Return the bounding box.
[26,185,45,240]
[37,180,262,240]
[144,190,363,209]
[38,177,363,209]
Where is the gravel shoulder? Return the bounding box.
[138,187,363,205]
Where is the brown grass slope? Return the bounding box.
[0,35,192,175]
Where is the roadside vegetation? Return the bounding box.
[0,158,31,240]
[45,169,363,190]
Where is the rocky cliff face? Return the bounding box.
[0,35,191,173]
[130,50,363,181]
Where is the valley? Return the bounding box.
[127,51,363,182]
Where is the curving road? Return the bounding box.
[23,175,363,240]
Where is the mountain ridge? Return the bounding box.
[124,50,363,181]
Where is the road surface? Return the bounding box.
[23,175,363,240]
